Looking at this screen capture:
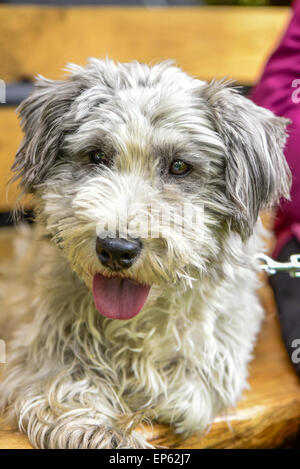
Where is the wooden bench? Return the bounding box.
[1,5,299,449]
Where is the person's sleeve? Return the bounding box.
[251,0,300,253]
[252,0,300,119]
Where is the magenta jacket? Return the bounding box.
[251,0,300,257]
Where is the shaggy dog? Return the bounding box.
[0,59,291,449]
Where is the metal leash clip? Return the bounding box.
[255,253,300,278]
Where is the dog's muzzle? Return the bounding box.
[93,237,150,320]
[96,236,142,271]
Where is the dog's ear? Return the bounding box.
[201,80,291,239]
[12,76,82,193]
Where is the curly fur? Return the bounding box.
[0,59,291,449]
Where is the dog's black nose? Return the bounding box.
[96,237,142,271]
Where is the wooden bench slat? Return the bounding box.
[0,6,290,83]
[0,109,23,211]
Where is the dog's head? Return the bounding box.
[12,59,291,319]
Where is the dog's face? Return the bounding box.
[13,59,291,320]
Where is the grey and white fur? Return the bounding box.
[0,59,291,448]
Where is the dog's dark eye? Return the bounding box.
[169,160,191,176]
[89,150,108,165]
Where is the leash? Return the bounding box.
[256,253,300,278]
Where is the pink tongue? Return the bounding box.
[92,274,151,320]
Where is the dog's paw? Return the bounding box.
[43,424,153,449]
[91,427,153,449]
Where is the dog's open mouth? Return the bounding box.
[92,274,151,320]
